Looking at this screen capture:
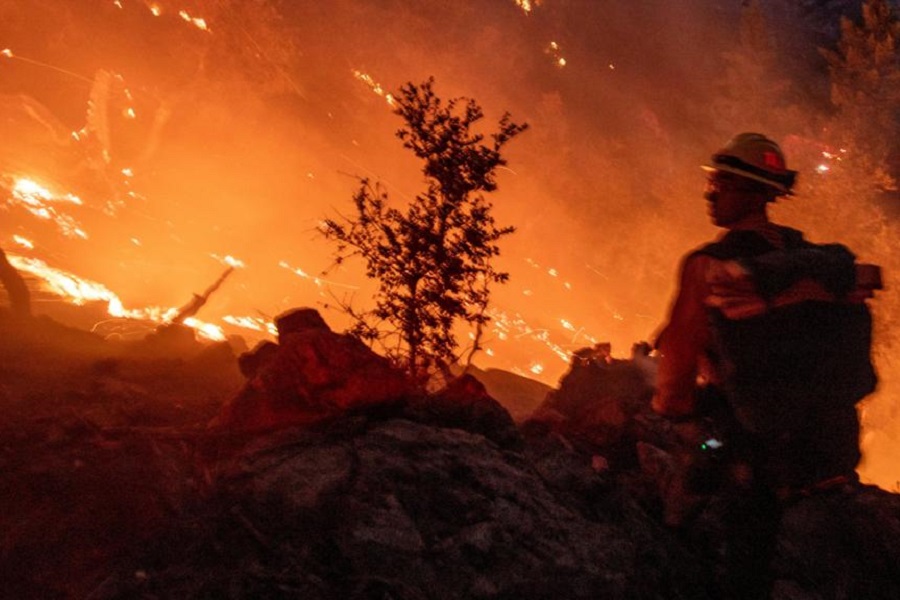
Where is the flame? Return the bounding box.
[7,255,231,341]
[178,10,210,32]
[182,317,225,341]
[212,254,246,268]
[352,70,396,107]
[223,315,278,336]
[13,235,34,249]
[514,0,542,14]
[5,177,88,239]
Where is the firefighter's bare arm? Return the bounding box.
[652,253,712,418]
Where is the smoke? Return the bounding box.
[1,0,898,488]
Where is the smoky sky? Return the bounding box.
[0,0,878,374]
[3,0,900,488]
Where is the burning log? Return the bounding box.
[170,266,234,325]
[0,246,31,317]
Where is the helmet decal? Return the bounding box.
[763,150,784,170]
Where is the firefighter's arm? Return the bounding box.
[652,254,712,418]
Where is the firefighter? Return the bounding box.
[652,132,879,599]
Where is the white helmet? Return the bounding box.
[703,133,797,196]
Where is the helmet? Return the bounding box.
[702,133,797,195]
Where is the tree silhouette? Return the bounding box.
[821,0,900,189]
[322,78,527,382]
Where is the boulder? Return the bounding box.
[526,355,655,467]
[403,374,522,449]
[211,308,412,432]
[95,417,710,600]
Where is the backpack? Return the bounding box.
[695,228,877,485]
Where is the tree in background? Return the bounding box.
[712,0,797,138]
[770,0,900,488]
[821,0,900,193]
[322,79,526,382]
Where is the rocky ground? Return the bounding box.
[1,309,899,599]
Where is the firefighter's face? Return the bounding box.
[704,172,767,227]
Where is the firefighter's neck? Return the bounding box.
[725,208,770,232]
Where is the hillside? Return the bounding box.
[1,308,899,599]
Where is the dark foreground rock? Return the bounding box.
[89,414,708,600]
[3,309,900,600]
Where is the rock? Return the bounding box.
[403,374,522,449]
[455,365,553,422]
[527,356,655,467]
[275,307,330,340]
[211,308,412,432]
[106,417,709,600]
[237,340,278,378]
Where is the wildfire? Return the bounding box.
[13,235,34,249]
[179,10,210,32]
[7,254,229,341]
[514,0,543,14]
[352,70,395,107]
[223,315,278,336]
[5,178,88,239]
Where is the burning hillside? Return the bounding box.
[1,0,899,489]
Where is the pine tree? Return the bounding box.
[712,1,796,139]
[821,0,900,189]
[322,79,526,382]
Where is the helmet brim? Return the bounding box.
[701,163,795,196]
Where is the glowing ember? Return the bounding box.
[212,254,246,268]
[352,70,396,106]
[1,49,12,58]
[178,10,210,32]
[279,260,359,290]
[149,4,162,17]
[514,0,542,14]
[546,42,567,68]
